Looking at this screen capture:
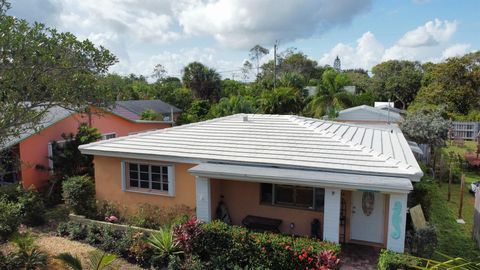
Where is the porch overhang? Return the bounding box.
[189,163,413,193]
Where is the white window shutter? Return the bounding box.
[121,161,126,191]
[168,165,175,197]
[47,142,54,174]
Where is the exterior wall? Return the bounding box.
[94,156,197,212]
[19,108,170,189]
[323,188,341,242]
[386,193,408,252]
[214,179,324,236]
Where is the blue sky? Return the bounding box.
[8,0,479,79]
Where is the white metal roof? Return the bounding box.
[189,163,413,192]
[80,114,423,182]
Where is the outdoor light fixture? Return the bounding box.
[289,222,295,229]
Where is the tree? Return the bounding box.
[152,64,167,81]
[258,87,303,114]
[55,251,117,270]
[176,99,211,124]
[400,108,450,147]
[305,68,352,118]
[249,45,269,76]
[0,11,117,147]
[141,109,161,121]
[182,62,222,101]
[209,95,256,117]
[372,60,423,109]
[411,52,480,118]
[343,69,372,94]
[50,124,102,178]
[241,60,253,81]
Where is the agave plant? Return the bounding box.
[55,250,117,270]
[144,226,183,264]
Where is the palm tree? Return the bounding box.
[305,68,352,119]
[55,251,117,270]
[258,87,303,114]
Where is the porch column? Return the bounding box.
[323,188,341,243]
[387,193,408,252]
[195,176,212,222]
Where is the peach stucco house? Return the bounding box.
[79,114,423,252]
[0,100,180,189]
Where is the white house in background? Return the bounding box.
[336,105,403,124]
[79,114,423,252]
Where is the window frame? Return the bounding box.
[260,183,325,212]
[121,160,175,197]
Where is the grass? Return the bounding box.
[426,141,480,261]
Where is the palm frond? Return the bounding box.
[87,250,117,270]
[55,253,83,270]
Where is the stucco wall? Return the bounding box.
[93,156,197,212]
[214,179,325,236]
[19,108,170,189]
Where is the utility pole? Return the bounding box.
[273,40,278,90]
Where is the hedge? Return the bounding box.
[378,249,421,270]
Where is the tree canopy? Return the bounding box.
[182,62,222,101]
[0,12,117,146]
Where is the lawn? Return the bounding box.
[427,141,480,261]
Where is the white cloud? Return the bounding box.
[319,19,471,70]
[175,0,372,49]
[319,32,384,70]
[397,19,457,47]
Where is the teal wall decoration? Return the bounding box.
[390,201,402,240]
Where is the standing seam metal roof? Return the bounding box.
[79,114,423,181]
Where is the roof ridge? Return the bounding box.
[287,115,414,173]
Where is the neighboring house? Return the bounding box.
[79,114,423,252]
[0,100,180,188]
[335,105,403,124]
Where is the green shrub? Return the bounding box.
[127,204,194,229]
[407,225,438,258]
[378,249,421,270]
[67,222,88,240]
[62,175,96,216]
[96,200,123,222]
[408,179,436,220]
[0,184,45,226]
[195,220,341,269]
[0,197,22,241]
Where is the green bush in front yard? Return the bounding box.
[0,184,46,226]
[194,220,341,269]
[378,249,421,270]
[0,197,22,241]
[62,175,96,216]
[408,179,436,220]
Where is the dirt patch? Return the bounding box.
[1,235,144,270]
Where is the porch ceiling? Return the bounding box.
[188,163,413,193]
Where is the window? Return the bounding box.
[260,183,325,212]
[126,162,173,194]
[101,133,117,140]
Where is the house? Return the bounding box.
[0,100,181,189]
[79,114,423,252]
[335,105,403,124]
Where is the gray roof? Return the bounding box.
[112,100,181,121]
[336,105,403,122]
[80,114,423,183]
[1,106,74,150]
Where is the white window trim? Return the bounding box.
[121,160,175,197]
[101,132,117,140]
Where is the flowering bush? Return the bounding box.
[193,220,341,269]
[173,217,202,253]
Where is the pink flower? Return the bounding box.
[105,215,118,223]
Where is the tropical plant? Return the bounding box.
[140,109,161,121]
[182,62,222,101]
[209,95,256,117]
[258,87,304,114]
[11,233,48,270]
[143,226,183,265]
[305,68,352,119]
[55,251,117,270]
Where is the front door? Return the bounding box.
[350,191,385,243]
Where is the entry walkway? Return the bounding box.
[340,243,381,270]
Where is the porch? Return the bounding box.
[189,163,411,252]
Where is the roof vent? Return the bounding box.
[243,115,249,122]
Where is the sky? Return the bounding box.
[8,0,480,80]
